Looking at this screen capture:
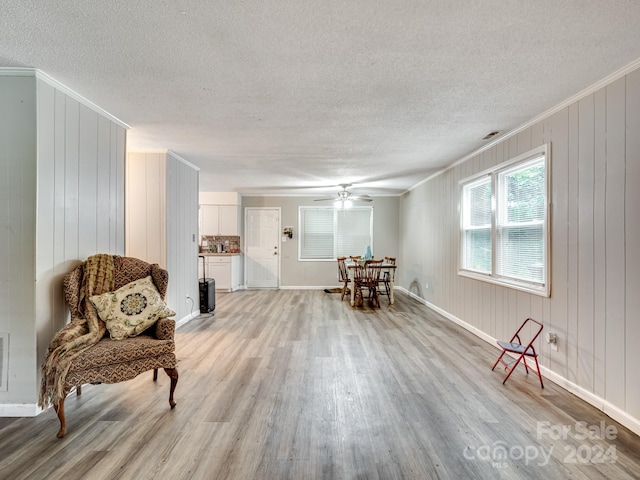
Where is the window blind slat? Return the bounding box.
[299,206,373,260]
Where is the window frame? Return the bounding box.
[298,206,373,261]
[459,144,551,297]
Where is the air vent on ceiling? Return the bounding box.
[482,131,501,140]
[0,333,7,391]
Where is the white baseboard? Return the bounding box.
[175,311,200,329]
[0,403,45,417]
[278,285,338,290]
[398,287,640,437]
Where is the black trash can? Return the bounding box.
[199,255,215,313]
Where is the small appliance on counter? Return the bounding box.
[199,255,215,314]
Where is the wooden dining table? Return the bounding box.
[346,260,397,306]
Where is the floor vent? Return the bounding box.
[0,333,8,391]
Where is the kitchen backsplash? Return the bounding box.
[200,235,240,253]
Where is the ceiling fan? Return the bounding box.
[314,184,373,204]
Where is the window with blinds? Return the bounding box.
[459,145,549,296]
[299,206,373,260]
[461,176,492,274]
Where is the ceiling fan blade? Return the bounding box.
[313,197,335,202]
[349,195,373,202]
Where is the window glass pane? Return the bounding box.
[464,228,492,273]
[336,208,372,257]
[462,177,491,273]
[467,179,492,227]
[496,157,545,283]
[497,225,544,282]
[299,206,373,260]
[300,207,334,259]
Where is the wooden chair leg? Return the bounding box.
[164,368,178,408]
[76,384,82,396]
[153,368,158,381]
[53,398,67,438]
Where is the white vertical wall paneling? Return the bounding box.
[78,106,99,259]
[165,152,199,322]
[116,127,126,254]
[53,89,69,336]
[96,116,112,253]
[540,118,553,368]
[109,123,118,252]
[605,78,626,409]
[35,80,56,358]
[625,68,640,420]
[577,94,596,391]
[126,153,150,261]
[126,151,199,322]
[567,102,580,384]
[0,74,125,411]
[146,153,165,266]
[593,88,607,399]
[36,79,127,404]
[0,76,37,403]
[64,96,80,261]
[549,108,569,377]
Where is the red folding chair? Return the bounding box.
[491,318,544,388]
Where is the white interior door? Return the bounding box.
[245,207,280,288]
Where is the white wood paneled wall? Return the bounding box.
[400,67,640,431]
[0,74,126,409]
[126,151,199,323]
[0,76,38,405]
[165,152,199,322]
[126,152,167,267]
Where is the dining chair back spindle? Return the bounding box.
[361,259,383,308]
[380,257,397,300]
[337,257,350,301]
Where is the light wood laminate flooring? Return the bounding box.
[1,290,639,479]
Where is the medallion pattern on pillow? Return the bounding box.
[89,276,175,340]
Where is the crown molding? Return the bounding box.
[407,55,640,193]
[168,150,200,171]
[0,67,130,129]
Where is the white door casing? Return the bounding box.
[245,207,280,288]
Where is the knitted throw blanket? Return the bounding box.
[38,254,115,409]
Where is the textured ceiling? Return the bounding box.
[3,1,640,196]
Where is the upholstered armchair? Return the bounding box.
[50,256,178,438]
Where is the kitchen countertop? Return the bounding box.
[199,252,241,256]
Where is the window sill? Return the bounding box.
[458,269,550,297]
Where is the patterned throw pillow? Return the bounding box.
[89,276,176,340]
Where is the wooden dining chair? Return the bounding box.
[362,259,383,308]
[380,257,396,300]
[337,257,350,301]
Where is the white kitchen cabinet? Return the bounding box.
[231,255,242,290]
[199,255,242,291]
[199,205,239,235]
[219,205,238,235]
